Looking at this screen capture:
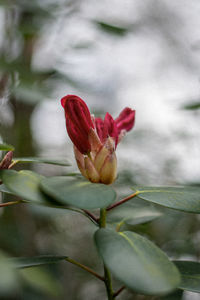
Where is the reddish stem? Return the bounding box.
[106,192,137,211]
[83,209,99,224]
[65,257,104,281]
[0,200,21,207]
[113,286,125,298]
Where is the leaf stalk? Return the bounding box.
[107,192,138,211]
[65,257,104,281]
[100,208,114,299]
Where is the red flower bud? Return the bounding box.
[61,95,135,184]
[0,151,13,169]
[61,95,94,154]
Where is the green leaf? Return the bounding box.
[40,176,116,209]
[0,184,13,194]
[174,261,200,293]
[13,157,70,166]
[0,170,49,204]
[0,143,15,151]
[10,255,67,269]
[13,84,48,104]
[160,289,183,300]
[0,251,19,295]
[107,204,162,225]
[20,268,62,297]
[95,21,129,36]
[95,229,180,295]
[183,102,200,110]
[133,186,200,213]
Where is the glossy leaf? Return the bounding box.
[40,176,116,209]
[10,256,67,269]
[0,143,15,151]
[0,170,49,204]
[13,157,70,166]
[107,204,162,225]
[174,261,200,293]
[95,229,180,295]
[133,186,200,213]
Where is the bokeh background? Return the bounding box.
[0,0,200,299]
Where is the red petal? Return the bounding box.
[115,107,135,133]
[66,118,91,154]
[95,117,104,142]
[61,95,94,153]
[103,113,118,146]
[95,114,118,147]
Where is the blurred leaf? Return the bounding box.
[0,0,11,7]
[28,204,76,218]
[174,261,200,293]
[40,176,116,209]
[0,251,19,295]
[0,143,15,151]
[183,102,200,110]
[0,59,53,104]
[95,229,180,295]
[0,170,49,204]
[0,0,55,16]
[13,157,70,166]
[107,204,162,225]
[20,267,62,297]
[133,186,200,213]
[95,21,129,36]
[0,184,13,194]
[11,255,67,269]
[160,289,183,300]
[13,84,48,104]
[0,59,56,82]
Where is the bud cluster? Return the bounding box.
[61,95,135,184]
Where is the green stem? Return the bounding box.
[104,265,114,300]
[99,208,106,228]
[100,208,114,300]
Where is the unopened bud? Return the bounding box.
[99,152,117,184]
[94,146,109,173]
[0,151,13,169]
[61,94,135,185]
[84,157,100,183]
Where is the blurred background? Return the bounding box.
[0,0,200,299]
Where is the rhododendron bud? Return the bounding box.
[0,151,13,169]
[61,95,94,154]
[61,95,135,184]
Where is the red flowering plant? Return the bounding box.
[61,95,135,184]
[1,96,200,300]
